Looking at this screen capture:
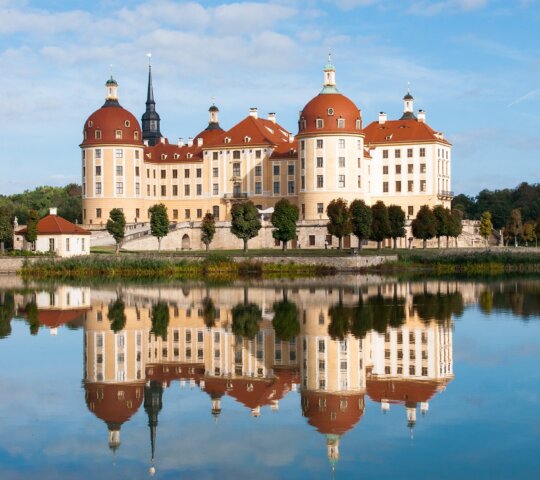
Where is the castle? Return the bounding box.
[81,58,453,248]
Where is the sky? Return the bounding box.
[0,0,539,196]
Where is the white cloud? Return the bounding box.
[408,0,489,15]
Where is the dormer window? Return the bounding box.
[327,108,334,116]
[301,119,307,130]
[115,130,122,139]
[356,119,361,129]
[385,134,393,140]
[224,137,231,144]
[316,118,324,129]
[173,153,179,160]
[244,136,251,143]
[161,154,167,160]
[187,153,193,159]
[95,130,101,140]
[134,131,139,140]
[337,118,345,128]
[124,120,131,127]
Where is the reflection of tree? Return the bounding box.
[272,300,299,341]
[151,302,170,340]
[414,291,464,325]
[0,292,15,339]
[350,297,372,340]
[232,303,261,339]
[479,290,493,314]
[107,298,126,333]
[202,296,217,328]
[25,301,40,335]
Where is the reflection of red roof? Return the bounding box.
[226,378,280,410]
[85,383,144,426]
[38,308,90,328]
[16,215,90,236]
[363,119,450,146]
[201,376,229,399]
[301,391,365,435]
[145,362,205,386]
[82,104,143,147]
[366,377,451,405]
[298,93,362,136]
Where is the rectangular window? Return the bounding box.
[135,166,140,176]
[316,119,324,129]
[147,185,150,195]
[135,150,140,160]
[213,183,219,195]
[172,185,178,196]
[420,180,426,192]
[95,148,102,159]
[273,165,280,176]
[213,167,218,178]
[212,151,218,160]
[338,157,345,168]
[161,185,166,196]
[160,170,166,179]
[316,139,323,148]
[395,149,401,158]
[173,209,178,220]
[396,181,401,192]
[135,208,140,218]
[301,158,305,169]
[407,148,413,158]
[396,164,401,174]
[196,184,202,196]
[301,176,305,190]
[357,175,361,188]
[420,147,426,157]
[184,185,190,196]
[317,175,324,188]
[233,163,240,177]
[95,165,102,176]
[197,209,202,218]
[196,168,202,178]
[382,149,389,159]
[317,203,324,214]
[420,163,426,173]
[288,180,295,194]
[184,169,190,178]
[213,206,220,218]
[95,182,102,194]
[338,139,345,148]
[408,164,414,174]
[408,181,414,192]
[255,165,262,176]
[185,209,191,219]
[273,181,280,194]
[309,235,315,246]
[383,181,389,193]
[233,150,241,159]
[338,175,345,188]
[116,165,123,176]
[135,183,140,195]
[255,182,262,194]
[115,149,123,159]
[66,238,70,251]
[116,182,123,194]
[317,157,323,168]
[383,166,388,175]
[288,164,294,175]
[96,208,102,218]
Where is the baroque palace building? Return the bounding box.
[81,58,453,247]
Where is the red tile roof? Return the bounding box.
[144,138,203,163]
[38,308,90,328]
[82,105,143,147]
[16,215,90,235]
[270,138,298,159]
[363,119,450,146]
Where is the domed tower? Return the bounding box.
[81,75,145,228]
[297,56,366,220]
[400,90,417,120]
[141,57,163,146]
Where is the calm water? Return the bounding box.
[0,276,539,480]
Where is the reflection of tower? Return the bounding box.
[144,380,163,474]
[326,434,340,473]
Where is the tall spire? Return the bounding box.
[142,53,162,146]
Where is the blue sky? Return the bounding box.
[0,0,539,196]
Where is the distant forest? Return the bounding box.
[452,182,540,230]
[0,184,82,225]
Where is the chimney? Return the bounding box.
[249,107,258,119]
[49,207,58,216]
[144,139,149,146]
[160,137,166,144]
[418,110,426,123]
[378,112,387,125]
[178,137,184,147]
[197,137,203,147]
[268,112,276,123]
[288,133,294,143]
[187,137,193,147]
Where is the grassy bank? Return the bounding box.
[372,249,540,275]
[21,254,335,281]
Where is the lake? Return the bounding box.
[0,275,539,479]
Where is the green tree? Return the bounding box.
[0,292,15,339]
[106,208,126,254]
[25,209,39,248]
[0,206,13,252]
[151,302,170,340]
[370,201,391,249]
[387,205,406,249]
[523,221,535,247]
[271,199,299,250]
[326,198,352,250]
[107,298,126,333]
[148,203,169,251]
[447,209,463,247]
[506,208,523,247]
[479,211,493,247]
[412,205,437,248]
[350,199,372,250]
[231,302,261,339]
[272,299,299,341]
[201,212,216,252]
[433,205,451,249]
[231,201,262,253]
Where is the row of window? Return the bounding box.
[82,148,140,160]
[300,139,362,150]
[383,180,427,193]
[299,118,361,130]
[86,129,139,141]
[94,206,221,220]
[382,147,426,159]
[383,163,427,174]
[384,366,429,376]
[385,349,429,360]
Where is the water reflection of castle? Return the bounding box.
[79,282,455,473]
